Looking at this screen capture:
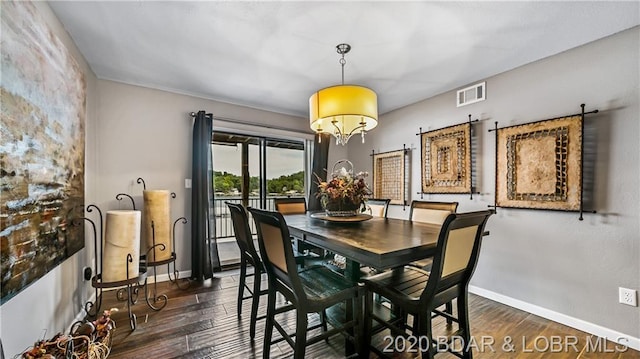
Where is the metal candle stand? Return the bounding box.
[74,204,147,331]
[115,178,190,310]
[139,216,189,311]
[167,217,189,288]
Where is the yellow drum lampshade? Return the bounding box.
[309,85,378,145]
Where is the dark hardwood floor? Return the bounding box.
[101,270,639,359]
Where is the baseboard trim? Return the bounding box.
[98,270,193,290]
[68,290,97,333]
[144,270,192,284]
[70,270,192,330]
[469,285,640,352]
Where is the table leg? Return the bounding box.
[344,259,361,356]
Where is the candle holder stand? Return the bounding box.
[73,205,147,331]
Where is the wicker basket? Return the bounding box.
[21,315,114,359]
[20,330,113,359]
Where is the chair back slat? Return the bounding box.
[275,202,306,214]
[441,226,477,277]
[411,208,452,225]
[258,222,288,273]
[366,198,390,218]
[409,200,459,225]
[368,204,386,218]
[274,198,307,214]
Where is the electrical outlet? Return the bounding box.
[619,287,637,306]
[83,267,92,281]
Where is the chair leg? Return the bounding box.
[416,313,435,359]
[390,301,408,332]
[320,310,329,343]
[294,309,308,359]
[362,291,373,358]
[353,292,363,357]
[238,256,247,317]
[250,269,261,339]
[262,288,276,359]
[445,300,453,327]
[457,293,472,359]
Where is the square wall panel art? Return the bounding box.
[421,123,471,193]
[1,2,86,304]
[373,150,407,205]
[496,115,582,210]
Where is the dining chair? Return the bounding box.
[366,198,391,218]
[357,198,391,277]
[362,210,493,359]
[248,207,363,359]
[225,202,268,339]
[273,197,323,256]
[227,202,329,340]
[408,200,459,325]
[409,200,459,268]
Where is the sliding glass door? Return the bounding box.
[211,131,306,266]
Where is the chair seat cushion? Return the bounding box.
[362,266,429,313]
[298,265,360,310]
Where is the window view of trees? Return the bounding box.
[267,171,304,194]
[211,132,305,199]
[212,132,306,265]
[214,170,304,195]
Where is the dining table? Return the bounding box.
[284,212,443,355]
[283,212,443,282]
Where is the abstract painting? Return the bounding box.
[496,115,582,210]
[372,150,407,205]
[1,2,86,304]
[420,123,471,193]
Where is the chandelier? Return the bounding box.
[309,43,378,145]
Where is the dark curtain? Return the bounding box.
[191,110,220,280]
[308,133,330,211]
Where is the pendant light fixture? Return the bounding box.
[309,43,378,145]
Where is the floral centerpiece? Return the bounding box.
[316,160,371,217]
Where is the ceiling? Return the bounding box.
[49,1,639,118]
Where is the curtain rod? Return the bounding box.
[189,112,314,135]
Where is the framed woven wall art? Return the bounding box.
[420,123,471,193]
[372,149,408,205]
[495,115,582,211]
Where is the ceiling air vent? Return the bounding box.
[456,81,486,107]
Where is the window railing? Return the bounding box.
[212,196,304,239]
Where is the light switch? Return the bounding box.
[185,178,192,189]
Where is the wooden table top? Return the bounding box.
[283,213,441,271]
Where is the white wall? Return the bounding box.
[1,2,98,356]
[95,79,314,275]
[349,27,640,346]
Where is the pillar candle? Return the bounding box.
[143,190,172,262]
[102,210,141,283]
